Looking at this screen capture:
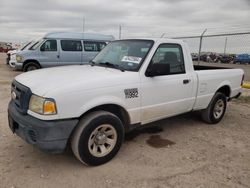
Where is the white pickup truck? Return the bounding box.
[8,38,244,166]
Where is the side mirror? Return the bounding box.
[145,63,170,77]
[145,68,156,77]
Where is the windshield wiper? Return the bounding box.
[99,62,125,72]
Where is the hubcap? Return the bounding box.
[27,66,37,71]
[213,99,224,119]
[88,124,117,157]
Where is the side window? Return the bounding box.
[40,40,57,51]
[84,41,107,52]
[61,40,82,51]
[150,43,185,75]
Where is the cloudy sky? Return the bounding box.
[0,0,250,43]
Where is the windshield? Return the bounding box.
[20,41,32,50]
[29,38,44,50]
[20,40,37,51]
[92,40,154,71]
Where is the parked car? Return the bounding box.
[191,53,198,61]
[7,41,35,67]
[199,54,208,62]
[8,38,244,166]
[234,54,250,64]
[216,55,234,64]
[0,42,12,53]
[12,32,115,71]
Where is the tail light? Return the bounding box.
[241,74,244,86]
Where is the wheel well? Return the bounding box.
[216,85,230,97]
[23,60,41,69]
[66,104,131,150]
[81,104,131,131]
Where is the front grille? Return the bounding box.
[11,80,32,114]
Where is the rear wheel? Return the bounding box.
[201,92,227,124]
[71,111,124,166]
[23,62,40,72]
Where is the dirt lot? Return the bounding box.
[0,53,250,188]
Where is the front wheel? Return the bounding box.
[23,62,40,72]
[71,111,124,166]
[201,92,227,124]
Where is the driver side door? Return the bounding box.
[39,39,60,67]
[140,43,195,124]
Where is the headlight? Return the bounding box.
[16,55,23,63]
[29,95,57,115]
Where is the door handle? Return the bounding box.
[183,79,191,84]
[57,55,60,58]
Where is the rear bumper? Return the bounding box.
[8,101,79,153]
[9,60,17,68]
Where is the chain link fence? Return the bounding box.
[174,32,250,64]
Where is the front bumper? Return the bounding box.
[11,61,23,70]
[8,101,79,153]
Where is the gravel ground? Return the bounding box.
[0,53,250,188]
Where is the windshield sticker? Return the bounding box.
[121,56,142,64]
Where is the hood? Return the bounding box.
[17,49,32,56]
[15,65,139,96]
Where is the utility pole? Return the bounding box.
[223,37,228,55]
[119,25,121,39]
[198,28,207,65]
[82,17,85,38]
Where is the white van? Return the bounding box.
[13,32,115,71]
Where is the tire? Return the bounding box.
[201,92,227,124]
[23,62,40,72]
[71,111,124,166]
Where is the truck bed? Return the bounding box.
[194,65,230,70]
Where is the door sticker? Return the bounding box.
[124,88,139,98]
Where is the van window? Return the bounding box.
[40,40,57,51]
[61,40,82,51]
[84,41,106,52]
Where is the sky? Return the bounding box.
[0,0,250,53]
